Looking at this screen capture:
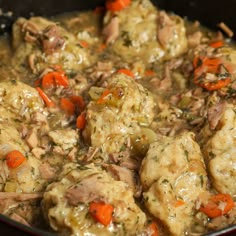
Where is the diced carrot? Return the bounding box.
[174,200,185,208]
[89,202,114,226]
[36,87,55,107]
[97,43,107,52]
[200,193,234,218]
[209,40,224,48]
[199,78,231,91]
[76,112,86,130]
[106,0,131,12]
[147,221,159,236]
[5,150,26,169]
[117,68,134,78]
[145,70,155,76]
[97,89,112,104]
[41,71,69,89]
[69,95,85,111]
[79,40,89,48]
[60,98,75,116]
[193,56,232,91]
[203,57,222,73]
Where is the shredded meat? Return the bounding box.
[28,54,37,73]
[0,192,43,201]
[218,22,234,38]
[157,11,175,47]
[41,24,65,54]
[207,101,226,130]
[159,65,172,90]
[21,20,41,43]
[10,213,31,226]
[31,147,46,158]
[65,174,105,205]
[25,128,38,149]
[103,164,142,197]
[39,163,56,180]
[89,61,113,81]
[103,16,119,44]
[187,31,202,48]
[0,161,9,186]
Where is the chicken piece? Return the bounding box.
[140,132,208,236]
[203,105,236,195]
[12,17,94,74]
[42,163,147,235]
[103,0,187,63]
[84,73,155,153]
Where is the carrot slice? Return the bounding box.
[69,95,85,111]
[76,112,86,130]
[97,89,112,104]
[97,43,107,52]
[78,40,89,48]
[5,150,26,169]
[145,70,155,76]
[193,56,232,91]
[106,0,131,12]
[209,40,224,48]
[200,194,234,218]
[41,71,69,89]
[174,200,185,208]
[147,221,159,236]
[117,68,134,78]
[60,98,75,116]
[89,202,114,226]
[36,87,55,107]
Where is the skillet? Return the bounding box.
[0,0,236,235]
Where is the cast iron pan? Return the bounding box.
[0,0,236,235]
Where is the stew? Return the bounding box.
[0,0,235,235]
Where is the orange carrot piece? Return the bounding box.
[5,150,26,169]
[89,202,114,226]
[79,40,89,48]
[97,89,111,104]
[209,40,224,48]
[193,56,232,91]
[200,194,234,218]
[60,98,75,116]
[41,71,69,89]
[145,70,155,76]
[117,68,134,78]
[106,0,131,12]
[148,221,159,236]
[76,112,86,130]
[199,78,231,91]
[174,200,185,208]
[70,95,85,111]
[36,87,55,107]
[97,43,107,52]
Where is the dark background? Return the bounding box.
[0,0,236,235]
